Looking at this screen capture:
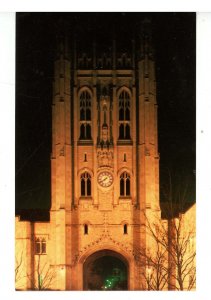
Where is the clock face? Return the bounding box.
[97,172,113,187]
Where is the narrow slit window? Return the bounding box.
[84,224,88,235]
[124,224,128,234]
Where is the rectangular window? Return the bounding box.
[35,238,47,255]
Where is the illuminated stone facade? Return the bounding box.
[15,26,195,291]
[50,24,159,290]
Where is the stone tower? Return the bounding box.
[50,20,160,290]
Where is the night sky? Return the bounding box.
[15,12,196,210]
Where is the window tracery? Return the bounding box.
[118,90,131,140]
[79,90,92,140]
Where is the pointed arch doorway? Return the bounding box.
[83,249,128,290]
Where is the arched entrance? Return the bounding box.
[83,249,128,290]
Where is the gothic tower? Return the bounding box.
[50,20,160,290]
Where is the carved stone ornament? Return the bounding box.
[97,150,113,168]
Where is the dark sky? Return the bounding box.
[15,12,196,210]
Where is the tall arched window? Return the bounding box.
[120,172,130,197]
[81,172,91,197]
[118,90,131,140]
[79,90,92,140]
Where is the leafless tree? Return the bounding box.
[15,250,23,283]
[15,250,28,289]
[143,209,196,291]
[141,169,196,291]
[29,255,56,290]
[138,241,168,290]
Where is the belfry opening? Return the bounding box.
[83,250,128,290]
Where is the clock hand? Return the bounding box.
[102,176,108,182]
